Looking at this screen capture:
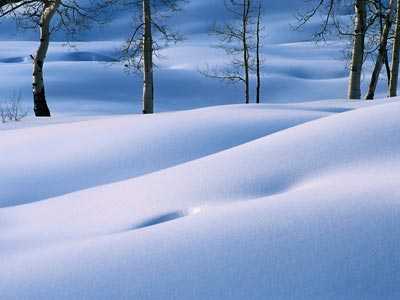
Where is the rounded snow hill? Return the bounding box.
[0,100,399,299]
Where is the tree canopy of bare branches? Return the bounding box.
[1,0,114,116]
[201,0,265,104]
[118,0,186,114]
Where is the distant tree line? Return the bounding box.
[1,0,400,118]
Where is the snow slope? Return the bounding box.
[0,100,399,299]
[0,2,386,115]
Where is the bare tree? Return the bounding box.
[348,0,368,99]
[255,0,263,104]
[121,0,186,114]
[242,0,251,104]
[142,0,154,114]
[365,0,395,100]
[32,0,60,116]
[201,0,260,104]
[1,1,113,116]
[0,91,28,123]
[390,0,400,96]
[297,0,374,100]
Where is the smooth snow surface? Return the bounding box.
[1,2,399,298]
[1,100,399,299]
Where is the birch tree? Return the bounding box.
[348,0,368,99]
[121,0,185,114]
[389,0,400,96]
[142,0,154,114]
[365,0,395,100]
[32,1,60,116]
[201,0,257,104]
[0,1,112,116]
[298,0,373,100]
[255,0,263,104]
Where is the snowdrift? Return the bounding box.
[0,104,332,207]
[0,101,399,299]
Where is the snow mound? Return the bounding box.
[0,100,399,299]
[0,104,331,207]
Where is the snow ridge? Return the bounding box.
[0,100,399,299]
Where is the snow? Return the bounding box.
[0,40,360,114]
[0,104,331,206]
[0,0,388,114]
[1,99,399,299]
[1,1,399,298]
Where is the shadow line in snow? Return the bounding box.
[0,56,25,63]
[302,107,353,113]
[129,207,203,231]
[134,211,186,229]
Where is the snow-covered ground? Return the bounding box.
[0,0,388,115]
[1,1,399,299]
[1,99,399,299]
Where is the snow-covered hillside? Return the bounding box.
[0,0,386,115]
[1,100,399,299]
[1,1,399,299]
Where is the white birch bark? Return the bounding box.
[32,0,60,117]
[242,0,250,104]
[390,0,400,97]
[366,0,395,100]
[256,1,261,104]
[348,0,367,100]
[142,0,154,114]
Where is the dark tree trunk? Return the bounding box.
[365,0,394,100]
[348,0,367,99]
[33,81,51,117]
[243,0,250,104]
[32,0,60,117]
[390,0,400,97]
[256,1,262,104]
[384,51,391,84]
[142,0,154,114]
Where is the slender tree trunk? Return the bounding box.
[366,0,394,100]
[32,0,60,117]
[142,0,154,114]
[384,51,391,83]
[348,0,367,100]
[256,1,261,104]
[243,0,250,104]
[390,0,400,97]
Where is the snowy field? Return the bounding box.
[0,0,390,115]
[1,1,399,299]
[1,100,400,299]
